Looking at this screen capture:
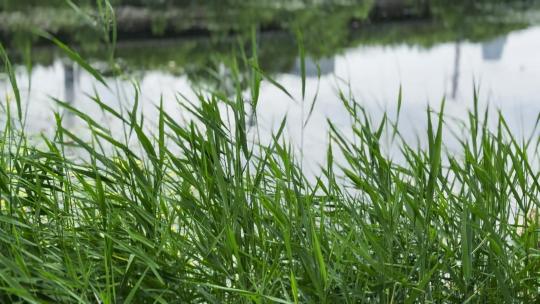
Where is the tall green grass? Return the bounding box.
[1,22,540,304]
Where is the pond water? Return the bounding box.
[1,1,540,168]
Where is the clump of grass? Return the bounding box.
[1,35,540,304]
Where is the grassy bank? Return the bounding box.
[1,40,540,303]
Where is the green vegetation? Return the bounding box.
[2,0,536,88]
[0,0,373,39]
[2,0,540,303]
[2,27,540,303]
[1,0,535,49]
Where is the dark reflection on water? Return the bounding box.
[2,0,538,79]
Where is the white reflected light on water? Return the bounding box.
[2,26,540,169]
[257,26,540,167]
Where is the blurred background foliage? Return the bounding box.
[0,0,538,89]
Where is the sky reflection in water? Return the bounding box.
[2,25,540,169]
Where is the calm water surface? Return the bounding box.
[2,25,540,168]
